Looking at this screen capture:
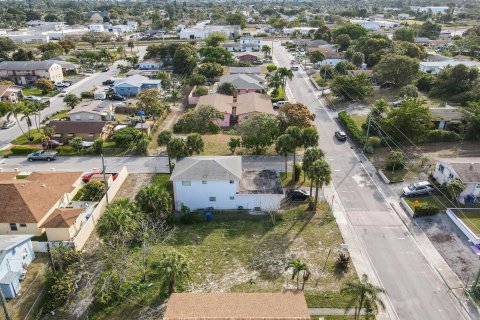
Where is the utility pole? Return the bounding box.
[363,116,372,152]
[321,63,327,96]
[0,289,11,320]
[101,154,109,205]
[171,74,176,108]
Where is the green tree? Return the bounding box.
[275,134,294,175]
[199,46,233,65]
[127,54,139,67]
[226,13,246,28]
[80,180,104,201]
[351,52,365,67]
[187,73,207,86]
[239,113,279,154]
[302,147,325,196]
[127,40,135,53]
[63,93,80,109]
[157,130,173,171]
[309,159,332,211]
[446,179,467,202]
[415,73,435,92]
[0,37,17,59]
[400,84,419,98]
[261,45,271,57]
[58,39,76,54]
[462,102,480,140]
[137,88,169,120]
[285,259,308,289]
[309,51,325,64]
[419,21,442,39]
[157,250,190,295]
[267,64,278,73]
[277,103,316,131]
[373,54,419,87]
[38,42,64,60]
[69,137,83,152]
[394,41,425,59]
[36,78,54,94]
[97,199,139,244]
[167,137,189,164]
[430,64,478,97]
[277,67,294,89]
[174,105,223,134]
[387,150,404,172]
[196,62,223,79]
[205,32,227,47]
[173,44,198,75]
[333,23,368,40]
[111,127,143,147]
[335,61,356,75]
[267,71,283,95]
[81,32,102,48]
[92,139,103,154]
[335,34,351,51]
[302,127,319,148]
[330,74,373,101]
[393,27,415,42]
[186,133,204,155]
[12,48,35,61]
[217,82,237,95]
[135,184,172,221]
[285,126,304,182]
[228,137,241,154]
[341,274,387,320]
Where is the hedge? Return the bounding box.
[414,202,440,216]
[424,130,460,143]
[338,111,365,146]
[10,146,40,155]
[81,91,94,99]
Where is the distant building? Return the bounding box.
[283,27,317,35]
[410,6,450,14]
[5,32,49,44]
[237,53,259,64]
[113,74,161,97]
[87,24,105,33]
[180,24,241,40]
[0,61,63,85]
[138,58,163,70]
[433,158,480,203]
[419,60,480,74]
[349,19,398,31]
[0,84,21,103]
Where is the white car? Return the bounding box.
[59,89,69,97]
[273,100,289,109]
[402,181,434,197]
[23,95,42,102]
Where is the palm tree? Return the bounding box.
[167,137,188,174]
[6,103,26,136]
[267,71,282,96]
[127,40,135,53]
[285,259,308,289]
[261,44,271,57]
[275,134,294,176]
[277,67,293,90]
[302,147,325,196]
[157,130,173,172]
[309,159,332,211]
[20,106,34,141]
[158,250,190,295]
[285,126,303,182]
[26,100,45,132]
[186,133,204,155]
[302,127,319,148]
[341,274,387,320]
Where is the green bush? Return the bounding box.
[194,86,208,96]
[293,163,302,182]
[425,130,460,143]
[80,91,94,99]
[385,162,405,171]
[338,111,365,146]
[368,136,382,148]
[57,146,76,155]
[92,139,103,154]
[10,146,40,155]
[180,212,203,225]
[414,202,440,216]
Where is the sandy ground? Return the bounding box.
[114,173,155,200]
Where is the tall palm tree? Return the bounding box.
[267,71,282,96]
[309,159,332,211]
[285,259,308,289]
[275,134,294,176]
[277,67,293,90]
[26,100,45,132]
[302,127,319,149]
[261,45,271,57]
[302,147,325,195]
[285,126,303,182]
[341,274,387,320]
[6,103,27,136]
[158,250,190,295]
[20,106,34,141]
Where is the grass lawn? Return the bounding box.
[90,202,358,319]
[269,87,285,101]
[381,168,408,182]
[151,174,173,195]
[349,114,367,131]
[22,88,44,96]
[454,209,480,237]
[11,129,43,144]
[280,172,313,189]
[404,195,448,211]
[200,133,277,156]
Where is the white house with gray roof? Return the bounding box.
[0,61,63,85]
[170,156,283,211]
[433,158,480,203]
[218,74,266,94]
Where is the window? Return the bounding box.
[449,173,454,180]
[202,181,207,184]
[229,180,234,184]
[67,133,74,137]
[20,223,27,227]
[75,115,81,120]
[438,164,444,173]
[89,133,95,137]
[181,181,191,186]
[209,197,216,202]
[9,223,17,231]
[230,196,234,200]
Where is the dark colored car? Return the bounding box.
[335,131,347,141]
[102,79,114,85]
[109,94,126,101]
[42,140,63,149]
[285,189,309,201]
[102,67,110,72]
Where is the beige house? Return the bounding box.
[40,208,85,241]
[0,172,83,236]
[0,61,63,85]
[68,100,115,121]
[47,120,113,142]
[0,85,20,103]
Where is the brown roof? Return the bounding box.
[0,172,82,223]
[197,94,234,113]
[0,85,12,96]
[0,172,19,181]
[236,92,275,115]
[40,208,83,228]
[163,291,311,320]
[47,120,109,134]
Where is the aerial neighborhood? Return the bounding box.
[0,1,480,319]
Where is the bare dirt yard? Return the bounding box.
[114,173,155,200]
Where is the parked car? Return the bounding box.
[1,120,15,129]
[27,150,58,161]
[402,181,434,197]
[102,67,110,72]
[273,100,288,109]
[42,140,63,149]
[82,169,118,182]
[290,65,299,71]
[109,94,126,101]
[84,69,95,74]
[252,60,263,65]
[263,58,272,63]
[102,79,115,85]
[23,95,42,102]
[55,81,71,88]
[59,89,69,97]
[335,131,347,141]
[285,189,309,201]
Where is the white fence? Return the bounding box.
[446,208,480,245]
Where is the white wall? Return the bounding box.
[432,160,459,185]
[0,240,35,280]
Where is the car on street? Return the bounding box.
[85,69,95,74]
[263,58,272,63]
[109,94,126,101]
[102,79,115,85]
[27,150,58,161]
[59,89,69,97]
[55,81,71,88]
[335,131,347,141]
[273,100,288,109]
[290,65,299,71]
[1,120,15,129]
[102,67,110,72]
[402,181,434,197]
[42,140,63,149]
[23,95,42,102]
[285,189,309,201]
[252,60,263,65]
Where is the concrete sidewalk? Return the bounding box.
[309,308,365,316]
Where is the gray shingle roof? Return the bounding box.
[170,156,242,181]
[219,74,266,91]
[0,61,57,71]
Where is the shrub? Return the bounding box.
[57,146,76,155]
[92,139,103,154]
[293,163,302,182]
[111,127,142,147]
[414,202,439,216]
[194,86,208,96]
[338,111,365,146]
[267,64,277,72]
[425,130,460,143]
[180,212,203,225]
[368,136,382,148]
[10,146,39,155]
[80,180,104,201]
[80,91,94,99]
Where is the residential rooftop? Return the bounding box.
[239,170,283,194]
[171,156,242,181]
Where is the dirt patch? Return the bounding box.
[114,173,155,200]
[430,233,453,243]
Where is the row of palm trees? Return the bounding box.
[1,100,46,141]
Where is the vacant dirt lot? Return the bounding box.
[114,173,155,200]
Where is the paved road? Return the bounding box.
[0,155,291,174]
[0,46,149,149]
[273,42,466,320]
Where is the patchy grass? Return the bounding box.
[201,133,237,156]
[454,209,480,238]
[151,174,173,195]
[89,202,357,319]
[280,172,313,189]
[349,114,367,131]
[381,168,408,182]
[11,129,43,144]
[404,195,448,211]
[269,87,285,101]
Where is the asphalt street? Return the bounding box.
[272,42,465,320]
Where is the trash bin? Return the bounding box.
[205,211,212,221]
